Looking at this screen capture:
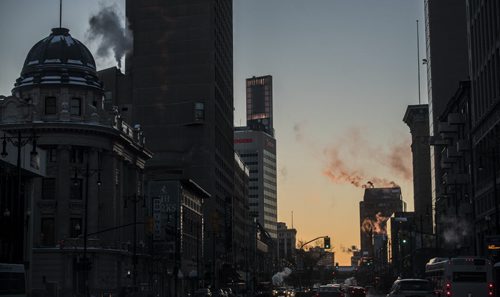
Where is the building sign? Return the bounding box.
[486,236,500,250]
[234,138,253,144]
[149,181,179,242]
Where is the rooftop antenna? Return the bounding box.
[59,0,62,28]
[416,19,421,105]
[291,211,294,229]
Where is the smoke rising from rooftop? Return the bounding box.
[87,3,132,68]
[298,125,413,188]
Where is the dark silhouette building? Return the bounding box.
[403,105,433,235]
[124,0,235,284]
[359,187,405,258]
[424,0,469,248]
[466,0,500,257]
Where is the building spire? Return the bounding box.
[59,0,62,28]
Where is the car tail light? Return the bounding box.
[488,283,494,296]
[445,283,451,297]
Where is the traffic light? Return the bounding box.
[401,238,407,244]
[324,236,331,249]
[145,217,155,234]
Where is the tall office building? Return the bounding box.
[125,0,235,280]
[359,187,405,257]
[403,105,433,234]
[424,0,469,241]
[234,128,278,238]
[466,0,500,254]
[235,75,277,238]
[246,76,273,136]
[277,222,297,262]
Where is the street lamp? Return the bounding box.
[72,151,102,297]
[0,130,38,263]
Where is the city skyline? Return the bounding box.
[0,0,426,264]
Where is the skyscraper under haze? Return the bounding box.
[125,0,235,279]
[359,187,405,257]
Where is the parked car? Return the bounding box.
[315,284,344,297]
[344,286,366,297]
[387,279,434,297]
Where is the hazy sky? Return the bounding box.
[0,0,427,264]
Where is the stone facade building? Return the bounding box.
[0,28,151,296]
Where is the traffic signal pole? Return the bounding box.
[299,236,331,250]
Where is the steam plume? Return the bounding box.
[272,268,292,286]
[440,216,470,248]
[320,129,411,188]
[87,4,132,68]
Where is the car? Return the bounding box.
[344,286,366,297]
[273,287,289,297]
[387,279,434,297]
[193,288,212,297]
[315,284,344,297]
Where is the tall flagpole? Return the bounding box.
[417,20,421,105]
[59,0,62,28]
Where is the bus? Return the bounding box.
[425,257,494,297]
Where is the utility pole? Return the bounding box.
[72,150,101,297]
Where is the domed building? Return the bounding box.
[0,28,152,296]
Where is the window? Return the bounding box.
[70,147,84,163]
[48,148,57,162]
[69,218,82,238]
[194,102,205,121]
[70,98,81,116]
[41,218,55,246]
[41,178,56,200]
[70,178,82,200]
[45,97,57,115]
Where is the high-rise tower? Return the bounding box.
[125,0,235,280]
[246,75,273,136]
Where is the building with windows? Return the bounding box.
[424,0,469,251]
[246,76,274,136]
[122,1,235,283]
[277,222,296,264]
[359,187,405,258]
[466,0,500,258]
[234,128,277,238]
[0,129,46,264]
[147,179,209,297]
[0,27,152,296]
[233,153,250,280]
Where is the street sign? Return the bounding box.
[486,235,500,250]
